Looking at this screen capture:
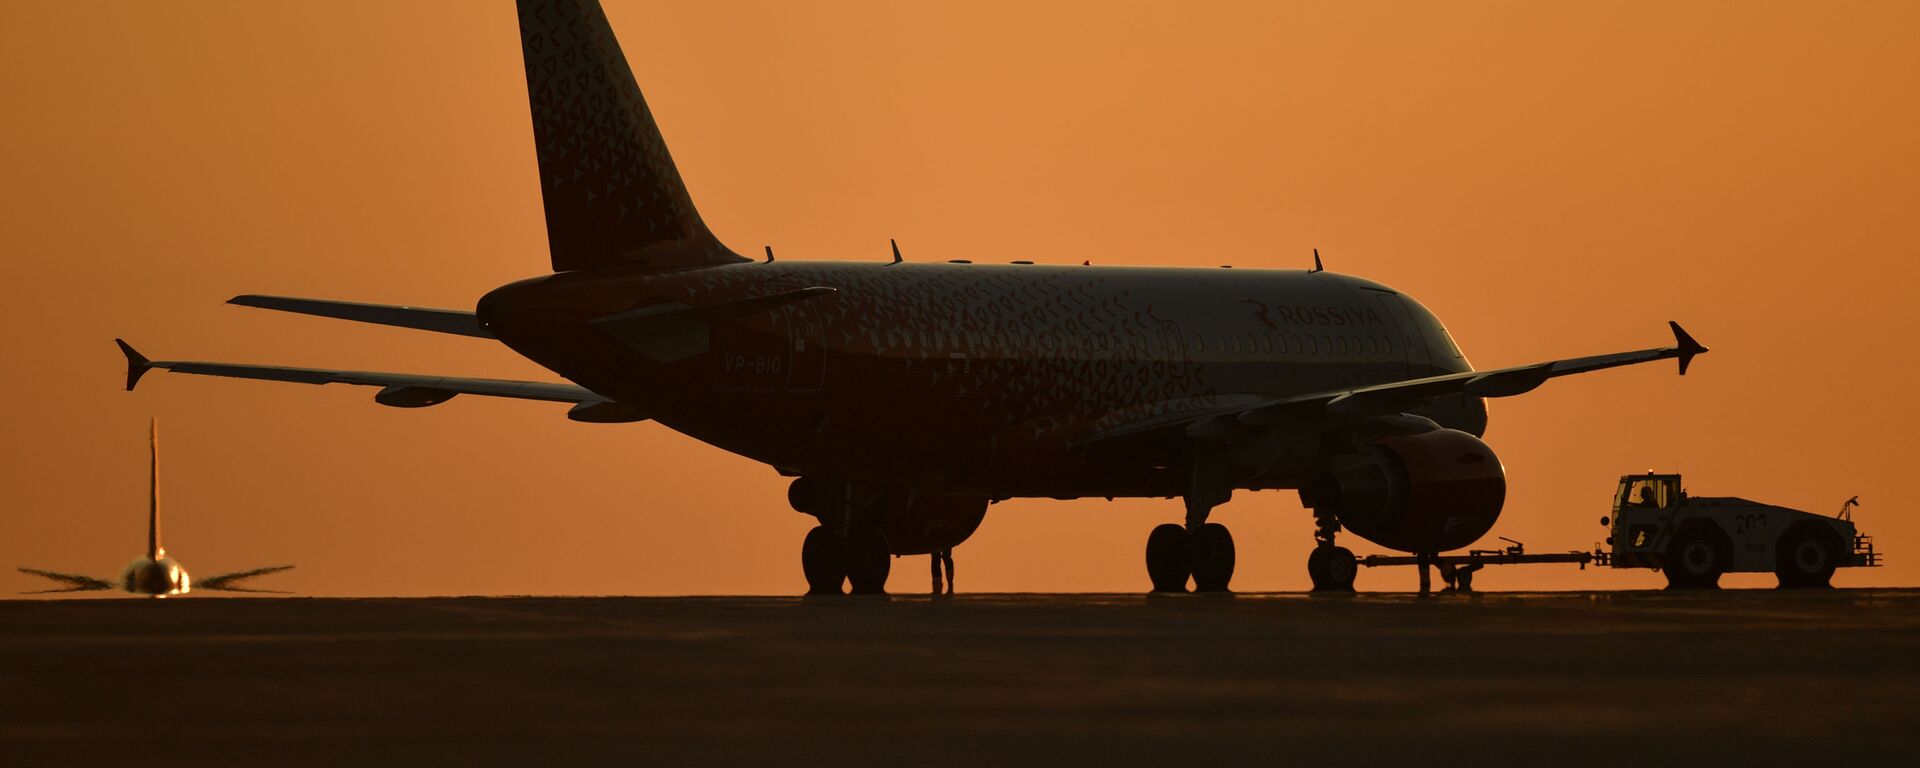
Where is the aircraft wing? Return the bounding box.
[196,564,295,592]
[228,295,491,338]
[18,567,114,592]
[1080,321,1707,449]
[115,340,647,423]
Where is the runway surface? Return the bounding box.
[4,590,1917,766]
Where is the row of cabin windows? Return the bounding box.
[1192,333,1396,358]
[897,329,1398,358]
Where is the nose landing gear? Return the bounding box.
[1307,508,1357,592]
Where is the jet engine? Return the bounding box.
[788,478,987,556]
[881,493,988,556]
[1303,428,1506,553]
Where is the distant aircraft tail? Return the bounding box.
[515,0,747,272]
[148,418,162,560]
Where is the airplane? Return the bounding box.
[19,419,294,597]
[112,0,1706,596]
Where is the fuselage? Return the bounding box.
[479,261,1488,499]
[120,555,189,597]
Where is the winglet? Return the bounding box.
[1669,321,1707,376]
[116,338,153,391]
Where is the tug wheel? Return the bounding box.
[1663,525,1727,590]
[1775,524,1842,589]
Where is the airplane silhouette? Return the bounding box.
[112,0,1703,596]
[19,420,293,597]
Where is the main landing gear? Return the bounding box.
[1146,459,1238,593]
[1306,507,1357,592]
[1145,522,1237,592]
[792,478,890,596]
[801,525,889,595]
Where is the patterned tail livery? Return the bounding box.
[515,0,747,272]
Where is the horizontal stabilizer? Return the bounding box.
[229,295,491,339]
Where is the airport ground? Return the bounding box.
[3,590,1917,766]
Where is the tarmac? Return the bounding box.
[4,590,1917,766]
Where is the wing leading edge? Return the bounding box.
[115,340,646,424]
[17,567,115,593]
[196,564,296,593]
[1082,321,1707,449]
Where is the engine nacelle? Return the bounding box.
[788,478,987,556]
[1303,428,1506,553]
[880,493,988,556]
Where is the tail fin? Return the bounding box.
[515,0,746,272]
[148,418,162,560]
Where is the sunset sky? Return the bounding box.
[2,0,1915,596]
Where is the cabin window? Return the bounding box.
[1192,334,1204,353]
[1260,335,1273,354]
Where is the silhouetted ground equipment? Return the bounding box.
[1596,472,1880,589]
[1357,537,1593,593]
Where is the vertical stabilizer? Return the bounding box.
[515,0,747,272]
[148,418,162,560]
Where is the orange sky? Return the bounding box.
[3,1,1916,596]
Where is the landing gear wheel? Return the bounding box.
[1146,523,1193,593]
[1308,546,1357,592]
[1775,526,1841,589]
[1189,523,1236,593]
[844,528,892,595]
[1663,528,1726,589]
[801,526,845,596]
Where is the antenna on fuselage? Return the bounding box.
[889,239,904,265]
[764,245,775,263]
[1309,248,1324,273]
